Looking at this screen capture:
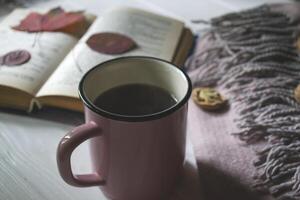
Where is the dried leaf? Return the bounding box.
[0,50,31,66]
[192,87,227,111]
[86,32,137,55]
[12,7,86,36]
[297,37,300,51]
[12,12,44,32]
[42,11,85,32]
[47,7,65,16]
[294,84,300,103]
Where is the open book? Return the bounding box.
[0,6,193,112]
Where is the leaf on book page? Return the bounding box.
[46,7,65,16]
[42,9,85,33]
[86,32,137,55]
[0,50,31,66]
[12,12,44,32]
[12,7,86,36]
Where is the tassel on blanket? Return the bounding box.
[186,3,300,200]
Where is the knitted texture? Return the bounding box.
[186,3,300,200]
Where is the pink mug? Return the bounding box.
[57,56,192,200]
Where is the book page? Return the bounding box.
[37,6,184,98]
[0,9,78,95]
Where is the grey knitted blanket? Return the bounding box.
[186,3,300,200]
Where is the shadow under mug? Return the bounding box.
[57,56,192,200]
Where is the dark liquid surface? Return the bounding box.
[93,83,177,116]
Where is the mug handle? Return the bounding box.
[57,121,105,187]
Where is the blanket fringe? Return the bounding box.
[187,3,300,199]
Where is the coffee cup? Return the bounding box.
[57,56,192,200]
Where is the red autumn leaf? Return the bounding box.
[12,7,86,36]
[0,50,31,66]
[46,7,64,17]
[13,12,44,32]
[86,32,137,55]
[42,11,85,32]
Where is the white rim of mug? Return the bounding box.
[79,56,192,122]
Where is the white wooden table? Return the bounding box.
[0,0,288,199]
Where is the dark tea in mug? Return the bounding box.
[93,83,178,116]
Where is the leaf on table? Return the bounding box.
[12,7,86,36]
[0,50,31,66]
[86,32,138,55]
